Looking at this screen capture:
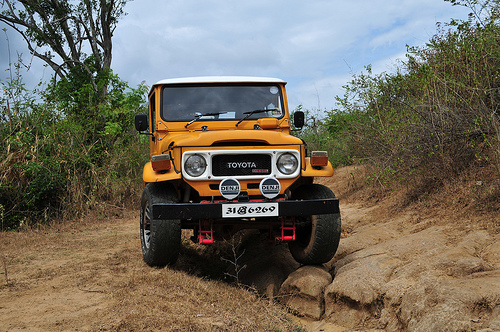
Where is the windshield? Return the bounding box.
[161,84,284,122]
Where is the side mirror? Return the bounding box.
[293,111,304,129]
[135,114,149,132]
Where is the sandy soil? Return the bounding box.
[0,213,299,331]
[1,166,499,331]
[0,199,376,331]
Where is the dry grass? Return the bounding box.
[0,212,303,331]
[318,164,500,235]
[3,164,498,331]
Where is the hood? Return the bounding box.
[164,130,303,148]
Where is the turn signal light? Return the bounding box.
[310,151,328,167]
[151,154,171,171]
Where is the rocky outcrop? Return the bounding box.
[232,194,500,331]
[240,201,500,331]
[278,265,332,320]
[322,225,499,331]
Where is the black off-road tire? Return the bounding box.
[140,183,181,267]
[288,184,341,265]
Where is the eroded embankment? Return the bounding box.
[243,167,500,331]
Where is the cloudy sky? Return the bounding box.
[1,0,471,112]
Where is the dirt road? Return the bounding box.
[0,211,301,331]
[1,167,499,331]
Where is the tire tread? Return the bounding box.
[289,184,341,265]
[141,183,181,267]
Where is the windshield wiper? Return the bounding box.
[185,112,227,128]
[235,109,268,127]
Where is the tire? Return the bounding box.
[140,183,181,267]
[288,184,341,265]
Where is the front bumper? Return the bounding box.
[152,198,340,220]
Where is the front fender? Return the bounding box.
[143,162,182,183]
[301,158,334,177]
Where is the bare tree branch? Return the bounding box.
[0,0,129,92]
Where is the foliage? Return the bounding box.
[0,1,147,230]
[323,14,500,199]
[0,0,128,84]
[445,0,500,26]
[292,105,355,168]
[1,57,148,230]
[296,0,500,206]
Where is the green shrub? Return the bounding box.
[1,58,148,229]
[292,106,355,168]
[327,19,500,199]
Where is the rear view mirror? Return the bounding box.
[293,111,304,129]
[135,114,149,132]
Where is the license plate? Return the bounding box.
[222,202,279,218]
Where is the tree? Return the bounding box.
[0,0,129,92]
[445,0,500,26]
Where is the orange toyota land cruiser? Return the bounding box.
[134,76,341,267]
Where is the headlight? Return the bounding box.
[277,153,298,175]
[184,154,207,177]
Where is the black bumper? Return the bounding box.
[152,198,340,220]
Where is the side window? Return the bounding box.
[149,92,156,132]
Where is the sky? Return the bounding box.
[0,0,472,113]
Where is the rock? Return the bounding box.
[483,240,500,269]
[278,265,332,320]
[323,225,498,330]
[324,252,400,329]
[326,253,400,307]
[397,271,500,331]
[220,189,500,331]
[431,246,493,277]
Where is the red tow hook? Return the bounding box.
[198,219,214,244]
[274,216,295,242]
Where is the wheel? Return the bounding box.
[288,184,341,265]
[140,183,181,267]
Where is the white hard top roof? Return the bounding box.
[153,76,286,86]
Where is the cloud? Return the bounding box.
[1,0,471,110]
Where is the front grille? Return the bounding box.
[212,154,271,176]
